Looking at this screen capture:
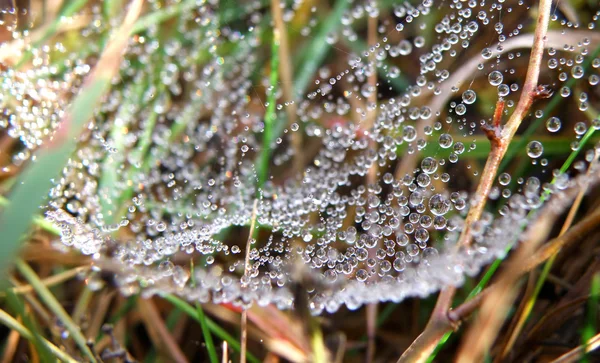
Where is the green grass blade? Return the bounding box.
[129,0,197,35]
[0,1,140,277]
[257,30,280,189]
[5,290,54,363]
[581,273,600,362]
[293,0,351,97]
[0,308,78,363]
[15,0,89,68]
[161,294,260,363]
[15,259,97,362]
[0,77,106,281]
[188,261,219,363]
[196,304,219,363]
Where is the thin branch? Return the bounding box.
[550,332,600,363]
[458,0,553,249]
[241,199,258,363]
[365,8,379,363]
[2,266,89,296]
[398,2,554,360]
[456,202,558,362]
[270,0,302,174]
[398,193,600,362]
[397,287,457,363]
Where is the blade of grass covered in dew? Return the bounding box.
[0,79,105,284]
[15,0,89,68]
[262,0,352,146]
[0,308,78,363]
[102,0,123,22]
[581,273,600,363]
[293,0,350,98]
[0,0,142,282]
[98,80,149,225]
[161,294,261,363]
[5,290,54,363]
[499,42,600,172]
[129,0,196,35]
[257,30,280,190]
[427,118,600,362]
[342,37,409,92]
[14,259,97,362]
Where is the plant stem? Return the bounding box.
[15,259,97,362]
[270,0,302,174]
[240,200,258,363]
[398,0,554,360]
[0,308,79,363]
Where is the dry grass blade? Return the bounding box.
[455,204,558,362]
[14,259,97,362]
[241,199,258,363]
[222,340,229,363]
[365,9,379,363]
[1,328,20,363]
[550,333,600,363]
[497,155,598,359]
[0,308,78,363]
[270,0,302,174]
[138,298,189,363]
[1,266,89,296]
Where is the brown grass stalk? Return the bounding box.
[270,0,303,175]
[549,332,600,363]
[365,9,380,363]
[456,197,560,362]
[241,199,258,363]
[497,155,597,360]
[397,0,553,360]
[397,187,600,362]
[138,298,189,363]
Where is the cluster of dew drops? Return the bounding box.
[2,0,600,313]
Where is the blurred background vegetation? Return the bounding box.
[0,0,599,362]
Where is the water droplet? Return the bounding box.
[546,117,561,132]
[421,157,438,174]
[462,90,476,104]
[526,141,543,158]
[488,71,503,86]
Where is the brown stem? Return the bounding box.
[399,0,554,359]
[365,9,380,363]
[397,287,456,363]
[241,200,259,363]
[398,197,600,362]
[270,0,303,175]
[497,156,596,360]
[458,0,552,249]
[523,206,600,274]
